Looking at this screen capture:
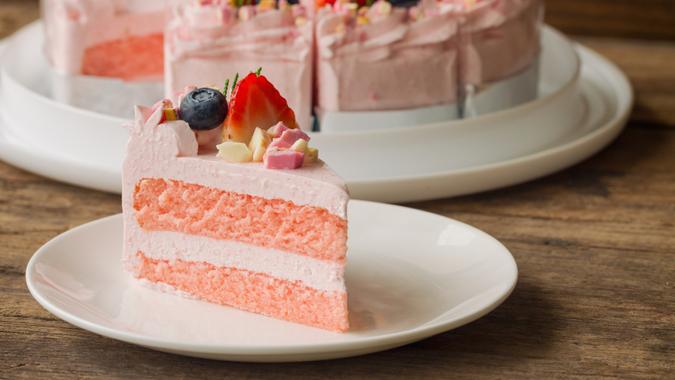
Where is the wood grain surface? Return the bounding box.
[1,1,674,379]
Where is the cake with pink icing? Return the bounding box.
[316,0,461,112]
[42,0,166,80]
[165,0,314,130]
[42,0,543,128]
[122,70,349,332]
[315,0,542,115]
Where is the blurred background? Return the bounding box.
[1,0,673,127]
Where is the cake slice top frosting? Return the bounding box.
[125,68,348,217]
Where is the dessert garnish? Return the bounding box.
[157,99,179,123]
[217,119,318,169]
[216,68,318,169]
[179,88,229,131]
[249,127,271,162]
[224,68,299,143]
[156,68,316,169]
[156,68,318,170]
[214,141,253,163]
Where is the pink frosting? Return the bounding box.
[316,2,461,111]
[164,2,314,130]
[316,0,542,112]
[42,0,166,75]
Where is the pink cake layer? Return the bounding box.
[133,178,347,262]
[135,252,349,332]
[81,34,164,80]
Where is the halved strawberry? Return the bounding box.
[223,72,299,143]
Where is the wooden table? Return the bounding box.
[1,1,673,378]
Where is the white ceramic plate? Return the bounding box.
[26,200,517,362]
[0,24,631,203]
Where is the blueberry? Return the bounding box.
[179,88,228,131]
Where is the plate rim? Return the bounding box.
[25,200,518,359]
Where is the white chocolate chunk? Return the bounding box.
[304,146,319,164]
[216,141,253,163]
[290,138,308,153]
[248,127,271,162]
[252,145,267,162]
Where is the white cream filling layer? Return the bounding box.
[126,220,346,293]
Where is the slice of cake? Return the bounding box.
[165,0,313,130]
[122,71,349,332]
[43,0,166,80]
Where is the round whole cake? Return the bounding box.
[41,0,543,130]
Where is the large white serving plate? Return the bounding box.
[0,23,631,203]
[26,200,517,362]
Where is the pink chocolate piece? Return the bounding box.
[264,149,305,170]
[267,122,290,138]
[269,129,311,150]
